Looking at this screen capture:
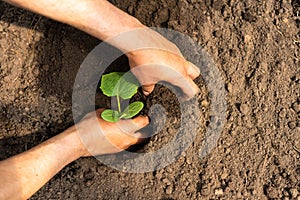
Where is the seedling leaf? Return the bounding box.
[101,109,120,122]
[100,72,124,97]
[117,73,139,99]
[100,72,139,99]
[121,101,144,119]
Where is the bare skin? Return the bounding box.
[0,109,149,200]
[0,0,200,199]
[4,0,200,98]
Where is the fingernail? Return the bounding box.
[189,61,200,75]
[195,65,200,74]
[143,91,150,96]
[143,116,150,124]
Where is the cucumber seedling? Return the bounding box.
[100,72,144,122]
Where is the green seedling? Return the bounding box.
[100,72,144,122]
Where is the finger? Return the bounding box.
[186,61,200,80]
[131,115,150,131]
[142,84,155,96]
[178,77,200,101]
[128,131,150,145]
[183,78,200,100]
[117,115,149,133]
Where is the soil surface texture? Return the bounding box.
[0,0,299,199]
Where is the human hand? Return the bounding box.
[76,109,149,156]
[128,47,200,100]
[107,28,200,100]
[115,28,200,100]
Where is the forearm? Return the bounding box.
[4,0,144,41]
[4,0,179,54]
[0,126,85,200]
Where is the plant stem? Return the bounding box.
[117,95,121,113]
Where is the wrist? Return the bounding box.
[58,126,88,160]
[107,27,181,56]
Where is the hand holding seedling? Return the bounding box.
[0,108,149,199]
[76,108,149,156]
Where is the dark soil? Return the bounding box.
[0,0,299,199]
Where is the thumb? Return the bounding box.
[131,115,150,131]
[117,115,149,133]
[125,116,150,146]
